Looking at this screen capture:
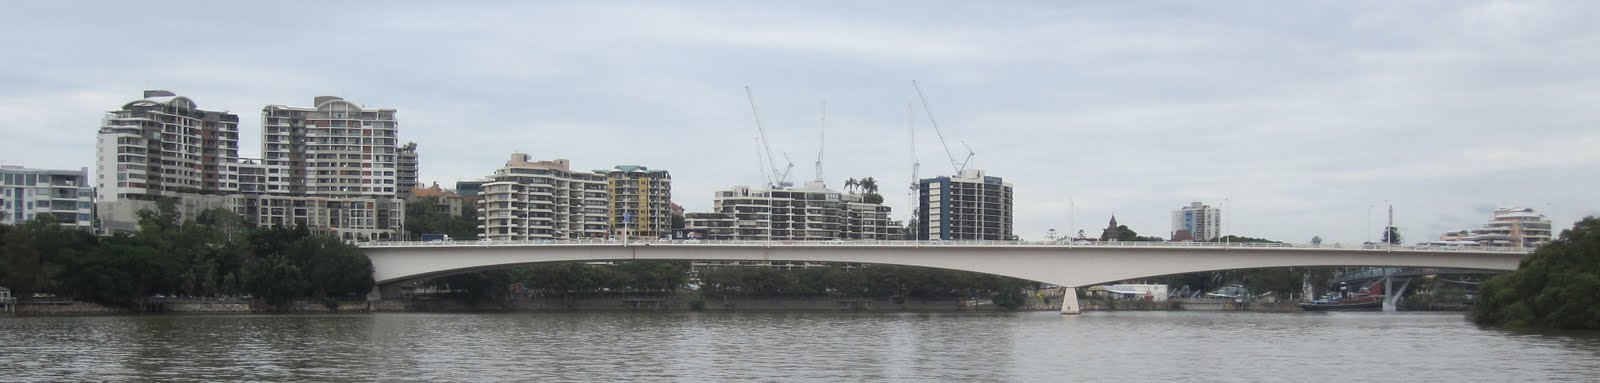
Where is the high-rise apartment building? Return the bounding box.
[599,165,672,240]
[684,181,900,240]
[96,90,242,231]
[477,154,610,240]
[1439,207,1553,248]
[397,142,419,200]
[1,165,95,229]
[917,169,1013,240]
[97,91,406,239]
[261,96,400,197]
[1171,201,1221,241]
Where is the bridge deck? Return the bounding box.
[359,239,1530,256]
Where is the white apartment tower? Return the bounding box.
[261,96,401,197]
[1171,201,1221,241]
[96,90,242,232]
[478,154,611,240]
[96,91,407,239]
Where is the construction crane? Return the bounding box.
[745,86,794,189]
[907,100,920,193]
[912,80,975,174]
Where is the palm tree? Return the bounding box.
[844,178,858,193]
[859,177,879,195]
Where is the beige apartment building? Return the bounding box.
[477,154,611,240]
[600,165,672,240]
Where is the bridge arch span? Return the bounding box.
[364,243,1523,293]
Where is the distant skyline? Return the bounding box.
[2,1,1597,244]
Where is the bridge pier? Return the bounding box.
[368,283,404,301]
[1060,287,1081,315]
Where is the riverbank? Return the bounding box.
[7,300,409,316]
[7,295,1318,316]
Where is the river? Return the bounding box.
[2,311,1597,382]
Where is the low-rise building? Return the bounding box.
[1439,207,1553,249]
[411,182,467,218]
[683,181,900,240]
[0,165,95,230]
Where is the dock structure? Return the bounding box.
[0,287,14,314]
[622,297,669,310]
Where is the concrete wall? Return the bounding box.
[166,302,252,313]
[14,302,126,315]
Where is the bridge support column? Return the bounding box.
[368,283,404,301]
[1061,287,1081,315]
[1382,277,1395,312]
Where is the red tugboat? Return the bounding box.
[1300,280,1385,312]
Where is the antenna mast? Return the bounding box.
[912,80,973,174]
[745,86,794,189]
[814,100,826,184]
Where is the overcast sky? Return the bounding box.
[3,1,1597,243]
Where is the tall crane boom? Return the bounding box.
[912,80,973,174]
[745,86,794,189]
[907,100,919,192]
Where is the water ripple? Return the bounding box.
[1,311,1596,382]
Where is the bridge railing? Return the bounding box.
[357,238,1531,254]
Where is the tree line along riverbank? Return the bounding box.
[1473,217,1600,330]
[0,201,373,310]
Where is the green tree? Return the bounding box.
[1104,225,1164,242]
[1381,227,1404,245]
[1212,235,1281,244]
[406,198,478,240]
[1,222,46,296]
[859,177,879,194]
[861,193,885,204]
[1473,217,1600,329]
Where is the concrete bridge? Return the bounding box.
[358,240,1528,314]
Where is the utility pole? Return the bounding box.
[1387,204,1395,252]
[1367,204,1374,245]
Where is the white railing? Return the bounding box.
[357,239,1532,254]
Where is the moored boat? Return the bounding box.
[1299,296,1382,311]
[1301,279,1386,311]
